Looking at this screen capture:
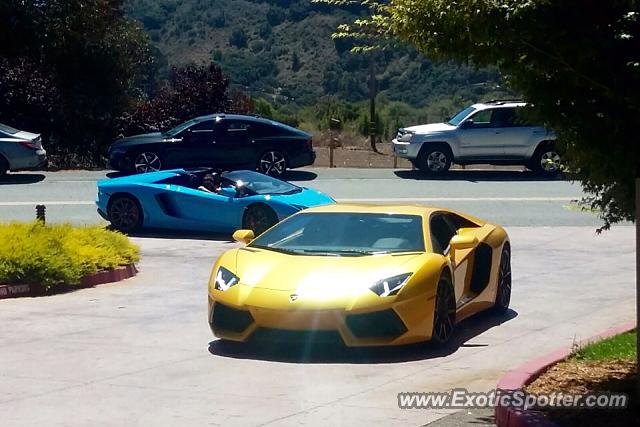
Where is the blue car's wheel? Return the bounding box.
[242,204,278,236]
[108,195,143,233]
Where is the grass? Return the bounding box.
[0,222,140,290]
[573,330,637,361]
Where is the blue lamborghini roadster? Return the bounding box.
[96,169,334,234]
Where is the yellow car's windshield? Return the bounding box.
[250,212,425,256]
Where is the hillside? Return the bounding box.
[125,0,509,110]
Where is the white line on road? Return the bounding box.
[0,197,580,207]
[0,201,95,206]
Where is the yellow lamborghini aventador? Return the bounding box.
[207,204,511,347]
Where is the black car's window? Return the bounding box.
[0,123,19,134]
[250,123,278,138]
[190,120,216,132]
[218,121,252,142]
[187,120,217,145]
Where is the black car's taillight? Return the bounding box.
[305,138,313,149]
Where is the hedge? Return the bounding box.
[0,222,140,290]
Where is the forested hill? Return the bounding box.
[125,0,508,108]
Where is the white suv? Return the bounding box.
[392,100,559,174]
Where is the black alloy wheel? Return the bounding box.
[258,150,287,176]
[431,274,456,344]
[493,244,512,314]
[108,195,143,232]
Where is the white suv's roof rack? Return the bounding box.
[484,98,525,105]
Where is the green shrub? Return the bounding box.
[0,222,140,290]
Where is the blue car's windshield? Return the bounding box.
[448,106,476,126]
[250,212,425,256]
[223,170,301,195]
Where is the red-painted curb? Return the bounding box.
[495,320,637,427]
[0,263,138,299]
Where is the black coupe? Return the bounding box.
[108,114,316,176]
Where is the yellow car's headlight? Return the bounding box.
[369,273,412,297]
[214,267,240,291]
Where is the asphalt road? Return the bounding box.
[0,168,609,226]
[0,168,636,426]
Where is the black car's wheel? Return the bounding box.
[416,144,452,175]
[108,195,143,232]
[0,155,8,176]
[431,272,456,345]
[258,150,287,176]
[242,204,278,236]
[529,144,561,175]
[493,243,512,314]
[133,151,162,174]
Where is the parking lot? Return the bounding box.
[0,168,635,426]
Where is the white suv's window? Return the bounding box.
[468,109,493,128]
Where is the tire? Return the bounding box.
[0,155,9,176]
[257,150,287,176]
[107,194,143,233]
[492,243,512,315]
[529,143,561,175]
[431,272,456,345]
[242,204,278,236]
[133,151,163,174]
[416,143,452,174]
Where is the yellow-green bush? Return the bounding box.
[0,222,140,289]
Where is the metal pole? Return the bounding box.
[369,57,379,154]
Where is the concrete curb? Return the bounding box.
[494,320,637,427]
[0,263,138,299]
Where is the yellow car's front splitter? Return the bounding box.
[208,291,437,347]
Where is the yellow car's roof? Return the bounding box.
[302,204,487,225]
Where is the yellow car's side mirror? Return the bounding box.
[232,229,255,244]
[450,234,478,250]
[449,234,478,259]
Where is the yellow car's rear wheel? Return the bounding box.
[431,273,456,345]
[493,243,512,314]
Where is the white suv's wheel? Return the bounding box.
[416,144,452,174]
[530,144,561,175]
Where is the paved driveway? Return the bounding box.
[0,169,635,425]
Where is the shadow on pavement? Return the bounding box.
[106,170,319,181]
[280,170,318,181]
[208,309,518,364]
[0,173,45,185]
[394,169,566,182]
[115,227,234,242]
[106,171,131,179]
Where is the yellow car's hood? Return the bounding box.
[233,247,425,296]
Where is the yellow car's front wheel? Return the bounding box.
[431,273,456,345]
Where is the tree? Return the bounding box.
[319,0,640,399]
[0,0,153,163]
[292,51,302,72]
[117,62,232,136]
[229,29,248,48]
